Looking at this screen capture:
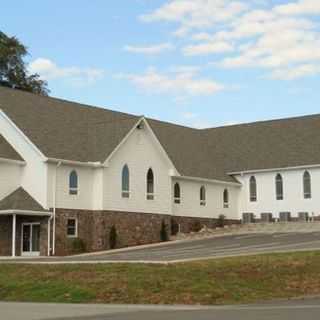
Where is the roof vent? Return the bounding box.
[137,122,144,130]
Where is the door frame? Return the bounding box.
[21,222,41,257]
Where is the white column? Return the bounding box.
[12,214,16,257]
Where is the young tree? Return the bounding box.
[0,31,49,95]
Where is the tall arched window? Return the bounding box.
[303,171,311,199]
[249,176,257,202]
[69,170,78,195]
[146,168,154,200]
[275,174,283,200]
[122,165,130,198]
[200,186,206,206]
[223,189,229,208]
[174,183,181,204]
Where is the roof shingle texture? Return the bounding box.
[0,134,24,161]
[1,86,320,183]
[0,187,47,212]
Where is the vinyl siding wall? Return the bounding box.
[236,167,320,218]
[172,178,240,220]
[0,162,22,200]
[103,126,173,215]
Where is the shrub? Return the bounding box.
[170,218,179,236]
[68,238,86,254]
[190,220,202,232]
[216,214,226,228]
[160,220,169,242]
[109,225,117,249]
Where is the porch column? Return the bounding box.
[12,214,16,257]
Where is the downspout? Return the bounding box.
[52,161,62,256]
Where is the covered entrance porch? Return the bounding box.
[0,187,52,257]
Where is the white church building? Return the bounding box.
[0,86,318,257]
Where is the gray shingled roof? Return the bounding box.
[0,135,24,161]
[1,86,320,183]
[0,187,47,212]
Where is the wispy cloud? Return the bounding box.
[141,0,320,80]
[124,43,174,55]
[29,58,105,85]
[117,66,224,98]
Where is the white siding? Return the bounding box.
[172,178,240,220]
[47,163,96,210]
[0,111,47,208]
[0,161,22,200]
[103,126,173,214]
[236,167,320,218]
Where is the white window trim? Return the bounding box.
[67,218,78,238]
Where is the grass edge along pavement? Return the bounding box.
[0,251,319,305]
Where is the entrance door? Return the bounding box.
[21,223,40,256]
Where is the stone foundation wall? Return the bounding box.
[171,215,240,234]
[55,209,171,256]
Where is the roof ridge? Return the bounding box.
[202,113,320,131]
[0,85,138,120]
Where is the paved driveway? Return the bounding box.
[2,299,320,320]
[67,232,320,263]
[2,232,320,264]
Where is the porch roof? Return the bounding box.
[0,187,50,215]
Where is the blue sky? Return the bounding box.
[2,0,320,128]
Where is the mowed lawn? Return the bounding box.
[1,251,320,305]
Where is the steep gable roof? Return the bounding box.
[0,86,139,162]
[0,135,24,161]
[0,187,47,212]
[1,86,320,183]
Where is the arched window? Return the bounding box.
[69,170,78,195]
[223,189,229,208]
[249,176,257,202]
[174,183,181,204]
[146,168,154,200]
[275,174,283,200]
[122,165,130,198]
[200,186,206,206]
[303,171,311,199]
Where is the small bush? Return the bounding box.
[160,220,169,242]
[68,238,86,254]
[216,214,226,228]
[170,218,179,236]
[190,220,202,232]
[109,225,117,249]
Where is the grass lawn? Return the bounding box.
[1,251,320,305]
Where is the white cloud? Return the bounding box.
[268,64,320,80]
[183,41,234,56]
[140,0,248,35]
[275,0,320,15]
[29,58,105,85]
[118,67,224,97]
[124,43,174,55]
[141,0,320,80]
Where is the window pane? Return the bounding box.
[304,171,311,199]
[122,165,130,192]
[67,219,76,236]
[250,176,257,202]
[69,171,78,195]
[147,169,154,199]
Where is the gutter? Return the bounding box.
[0,157,26,166]
[172,175,241,187]
[45,157,105,168]
[51,161,62,256]
[228,163,320,176]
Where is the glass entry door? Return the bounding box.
[21,223,40,256]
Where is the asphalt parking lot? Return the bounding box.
[66,232,320,263]
[2,232,320,264]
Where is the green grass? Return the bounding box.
[1,251,320,305]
